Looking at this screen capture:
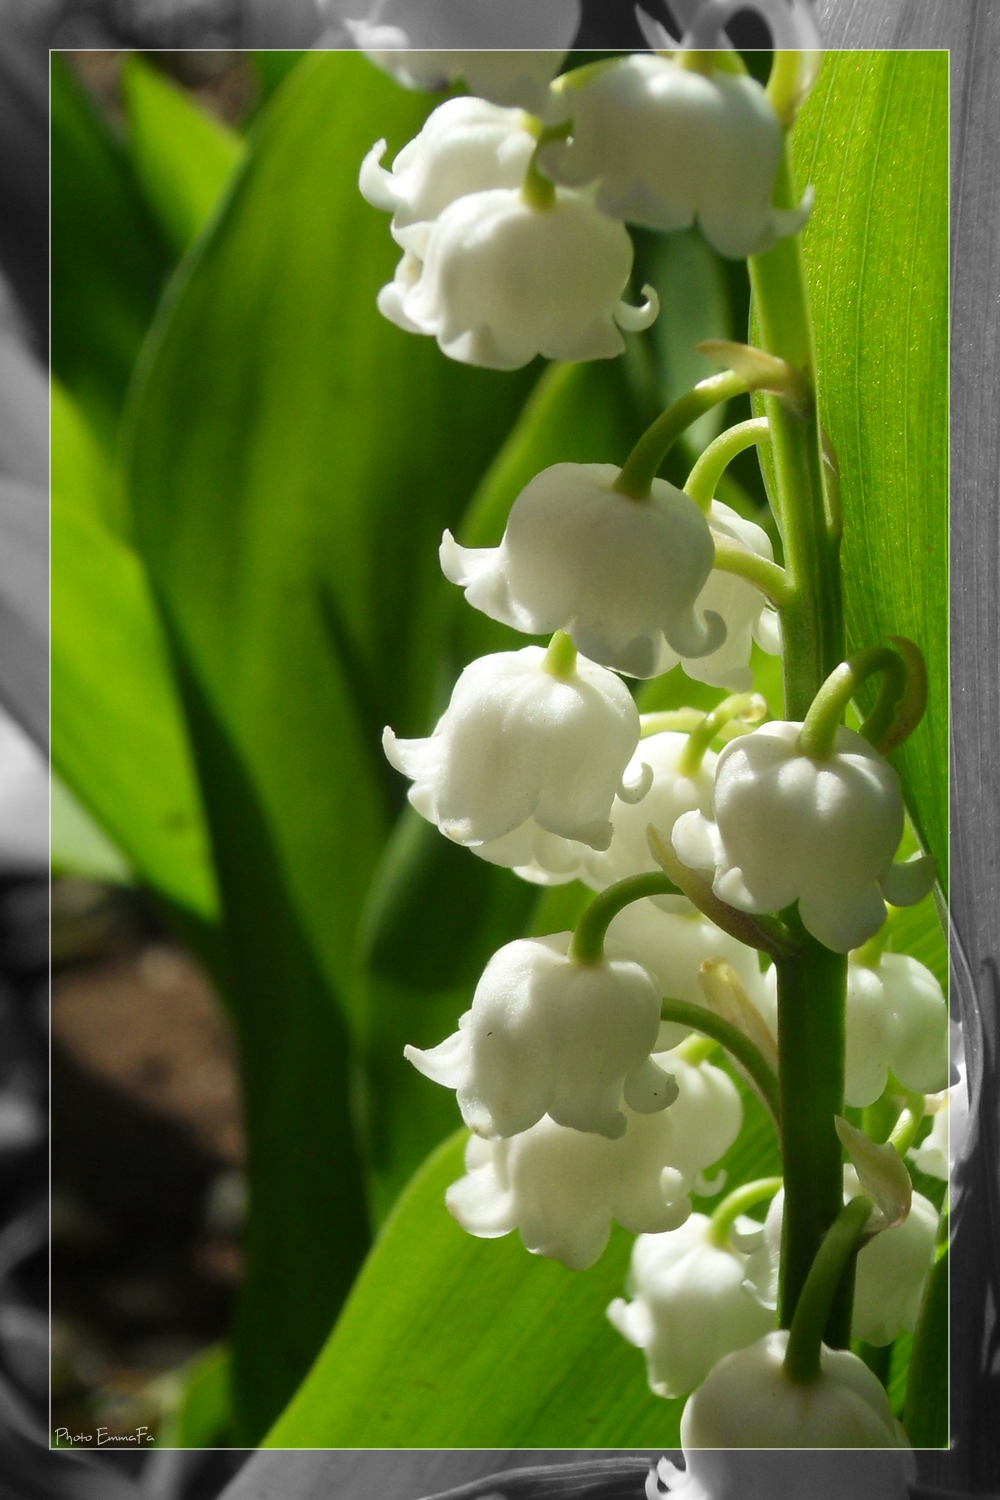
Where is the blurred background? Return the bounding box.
[1,1,998,1498]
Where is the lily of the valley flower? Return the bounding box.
[441,464,722,677]
[608,1212,774,1397]
[672,722,936,952]
[445,1049,742,1269]
[383,644,649,867]
[378,190,659,369]
[910,1024,969,1181]
[585,730,716,900]
[757,949,949,1108]
[360,98,537,230]
[743,1169,938,1347]
[604,899,770,1050]
[320,1,580,111]
[540,54,812,258]
[405,932,675,1140]
[679,1328,910,1447]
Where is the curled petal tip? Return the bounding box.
[635,6,678,47]
[615,283,660,333]
[667,607,727,661]
[358,138,399,212]
[618,760,654,805]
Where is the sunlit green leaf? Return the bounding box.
[50,405,218,918]
[121,54,244,256]
[792,52,948,889]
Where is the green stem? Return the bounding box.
[613,372,747,500]
[569,872,681,966]
[749,142,849,1344]
[659,998,781,1125]
[684,416,771,511]
[775,927,848,1336]
[798,646,907,760]
[640,709,705,737]
[784,1193,872,1382]
[543,629,577,680]
[711,533,792,607]
[767,51,805,126]
[708,1176,783,1248]
[677,692,765,777]
[888,1093,926,1157]
[520,123,570,211]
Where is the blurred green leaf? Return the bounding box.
[51,380,218,918]
[791,52,948,889]
[249,50,308,109]
[266,1079,778,1447]
[51,53,174,448]
[121,54,244,256]
[50,773,133,884]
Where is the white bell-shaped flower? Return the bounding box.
[540,53,812,258]
[379,191,658,370]
[584,731,716,895]
[405,932,675,1140]
[446,1050,742,1269]
[605,900,769,1050]
[323,2,579,112]
[608,1213,774,1397]
[685,502,781,691]
[360,98,537,231]
[672,722,936,952]
[679,1328,910,1447]
[649,1445,915,1500]
[842,953,949,1107]
[757,949,949,1108]
[441,465,722,676]
[743,1171,938,1347]
[384,645,648,866]
[910,1030,968,1181]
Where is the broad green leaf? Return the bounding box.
[249,50,308,109]
[791,53,948,889]
[266,1083,779,1447]
[51,54,174,448]
[50,389,217,917]
[121,55,244,256]
[125,51,534,1009]
[122,52,534,1436]
[51,496,218,921]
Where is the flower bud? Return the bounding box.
[688,502,781,691]
[383,645,648,869]
[441,465,721,677]
[743,1170,938,1347]
[378,190,658,370]
[672,722,936,952]
[680,1329,910,1447]
[608,1213,774,1397]
[446,1050,742,1269]
[910,1030,968,1180]
[405,932,675,1140]
[540,54,812,258]
[360,98,537,230]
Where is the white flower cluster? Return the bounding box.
[357,30,813,370]
[366,18,946,1459]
